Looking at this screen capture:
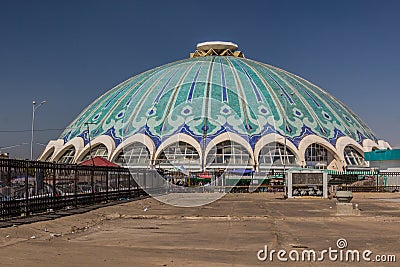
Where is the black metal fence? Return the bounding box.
[0,159,163,221]
[331,172,400,192]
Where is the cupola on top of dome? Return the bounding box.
[190,41,245,58]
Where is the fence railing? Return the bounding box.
[336,185,400,193]
[0,159,164,221]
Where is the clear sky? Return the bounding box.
[0,0,399,159]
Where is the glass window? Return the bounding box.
[258,142,296,166]
[344,146,366,166]
[115,143,150,166]
[207,140,251,166]
[81,144,108,161]
[155,142,200,167]
[58,147,76,164]
[305,143,328,169]
[43,147,55,162]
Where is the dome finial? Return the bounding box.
[190,41,244,58]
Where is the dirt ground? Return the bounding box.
[0,192,399,266]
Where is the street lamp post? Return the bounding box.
[31,100,46,160]
[84,122,97,166]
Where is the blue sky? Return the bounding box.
[0,0,399,159]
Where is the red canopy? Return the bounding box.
[78,156,120,167]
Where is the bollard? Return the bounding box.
[335,191,360,216]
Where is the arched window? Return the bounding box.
[258,142,296,166]
[344,146,366,166]
[155,142,200,168]
[58,147,76,164]
[43,147,55,162]
[207,140,251,167]
[305,143,329,169]
[114,143,150,166]
[81,144,108,161]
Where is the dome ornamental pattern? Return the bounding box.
[40,42,390,171]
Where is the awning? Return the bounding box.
[78,156,120,167]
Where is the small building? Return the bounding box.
[365,149,400,187]
[365,149,400,171]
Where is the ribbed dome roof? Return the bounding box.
[60,55,377,149]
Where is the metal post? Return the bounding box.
[74,166,78,207]
[188,158,191,187]
[7,161,11,187]
[117,171,120,198]
[128,170,131,197]
[287,171,292,198]
[106,170,109,202]
[91,169,95,204]
[25,163,29,216]
[52,166,56,209]
[323,172,328,198]
[52,167,56,197]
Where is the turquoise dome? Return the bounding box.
[60,55,377,149]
